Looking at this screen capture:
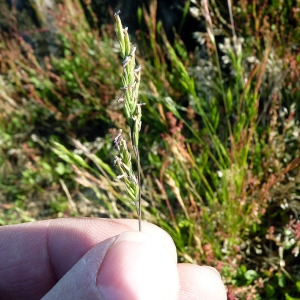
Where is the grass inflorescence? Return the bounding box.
[113,11,143,231]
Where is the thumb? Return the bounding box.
[42,231,179,300]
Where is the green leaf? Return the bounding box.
[40,161,52,171]
[178,219,193,228]
[239,265,247,274]
[92,155,116,178]
[55,162,66,175]
[265,284,275,297]
[277,272,286,288]
[285,293,300,300]
[244,270,259,283]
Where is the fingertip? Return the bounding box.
[97,231,179,300]
[44,230,180,299]
[178,264,227,300]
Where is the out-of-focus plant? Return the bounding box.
[1,0,300,298]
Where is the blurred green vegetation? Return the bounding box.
[0,0,300,298]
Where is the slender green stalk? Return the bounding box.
[113,11,143,231]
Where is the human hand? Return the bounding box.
[0,218,226,299]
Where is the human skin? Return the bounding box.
[0,218,227,299]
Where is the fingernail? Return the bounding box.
[97,231,179,300]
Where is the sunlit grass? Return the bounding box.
[0,0,299,298]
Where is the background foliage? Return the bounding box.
[0,0,300,298]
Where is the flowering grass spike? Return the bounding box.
[113,11,143,231]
